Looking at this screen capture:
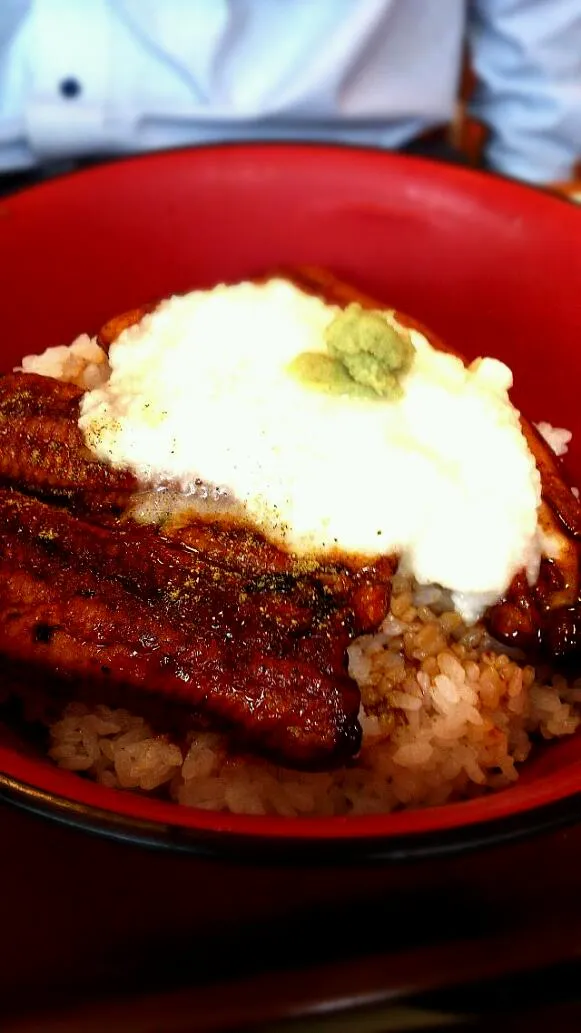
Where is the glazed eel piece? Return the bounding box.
[0,485,395,767]
[0,365,398,767]
[287,265,581,666]
[0,372,136,511]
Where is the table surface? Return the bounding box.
[2,166,581,1032]
[3,797,581,1032]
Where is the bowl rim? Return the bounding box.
[3,766,581,863]
[2,137,577,214]
[3,737,581,862]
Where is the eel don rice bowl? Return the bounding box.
[3,268,581,817]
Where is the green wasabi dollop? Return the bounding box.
[289,303,415,401]
[286,352,379,400]
[326,303,416,398]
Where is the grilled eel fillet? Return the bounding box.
[0,372,395,769]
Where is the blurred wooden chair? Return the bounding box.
[449,59,488,167]
[449,55,581,196]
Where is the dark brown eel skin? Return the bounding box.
[0,369,395,769]
[0,372,136,511]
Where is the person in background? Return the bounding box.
[0,0,580,191]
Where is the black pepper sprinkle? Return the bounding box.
[33,622,57,644]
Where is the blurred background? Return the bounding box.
[1,1,580,195]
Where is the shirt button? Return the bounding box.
[59,78,82,99]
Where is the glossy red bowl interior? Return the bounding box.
[1,143,581,859]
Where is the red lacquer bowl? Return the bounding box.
[1,144,581,861]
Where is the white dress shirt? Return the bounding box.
[0,0,580,183]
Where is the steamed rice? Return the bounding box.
[19,334,110,390]
[17,339,581,816]
[535,421,572,457]
[47,574,581,816]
